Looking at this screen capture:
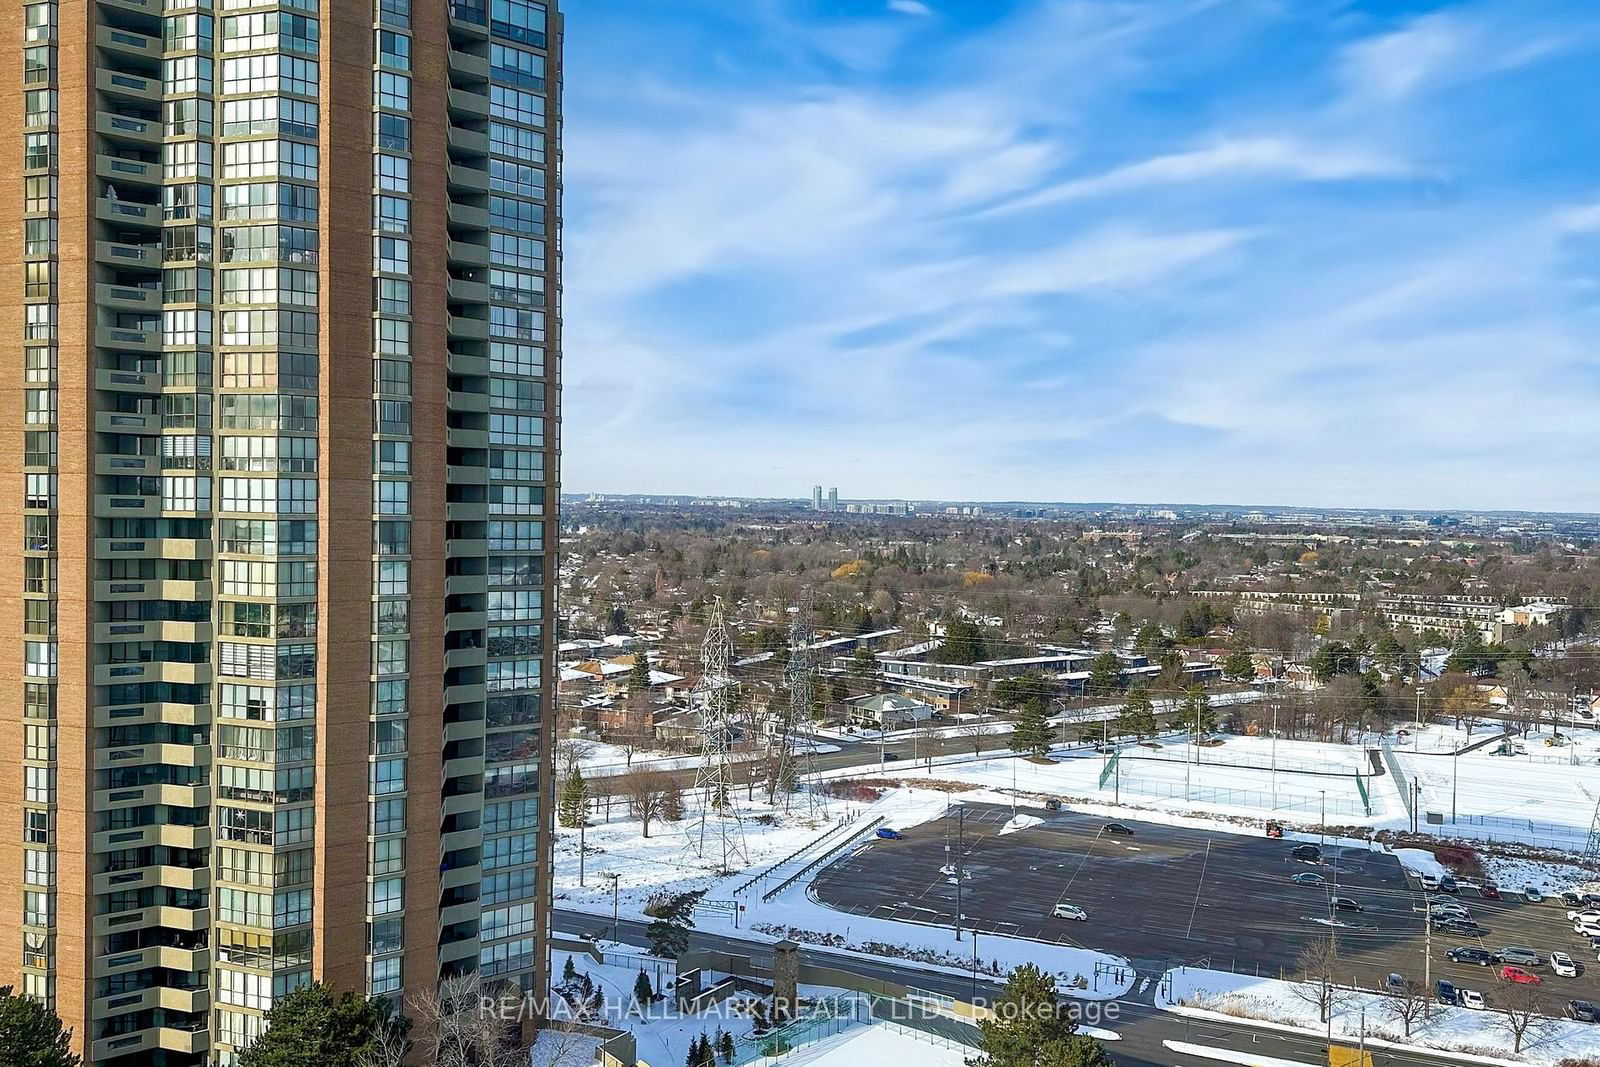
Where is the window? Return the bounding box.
[374,440,409,474]
[24,218,56,256]
[369,757,406,794]
[221,309,318,348]
[163,266,214,304]
[223,182,319,222]
[374,519,410,556]
[369,956,402,995]
[222,95,318,138]
[162,308,213,346]
[372,639,408,678]
[222,53,318,96]
[369,876,404,915]
[373,194,410,233]
[375,112,410,151]
[375,560,409,596]
[373,678,407,717]
[223,139,319,180]
[163,96,214,137]
[490,121,545,163]
[162,55,213,95]
[373,277,410,315]
[221,266,318,305]
[490,0,546,46]
[379,0,409,27]
[23,132,55,171]
[221,12,319,54]
[373,480,409,516]
[24,176,55,214]
[373,237,409,275]
[376,30,411,70]
[163,12,214,51]
[491,377,544,412]
[374,70,410,111]
[163,182,213,222]
[490,232,545,272]
[161,138,213,179]
[374,154,409,192]
[489,414,544,446]
[24,89,55,128]
[489,84,544,128]
[490,158,545,200]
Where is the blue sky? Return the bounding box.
[559,0,1600,511]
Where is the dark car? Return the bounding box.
[1479,884,1501,900]
[882,752,901,761]
[1570,1000,1600,1023]
[1103,822,1134,836]
[1291,844,1321,862]
[1265,821,1284,838]
[875,828,905,840]
[1433,917,1487,936]
[1563,891,1584,908]
[1332,897,1363,912]
[1439,875,1459,894]
[1044,799,1062,812]
[1583,893,1600,909]
[1447,946,1493,966]
[1435,980,1458,1005]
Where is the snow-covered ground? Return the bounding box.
[775,1022,970,1066]
[550,942,870,1067]
[1158,965,1600,1065]
[875,734,1393,822]
[1392,723,1600,849]
[575,739,841,779]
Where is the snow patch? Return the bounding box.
[999,813,1043,835]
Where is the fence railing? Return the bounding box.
[761,817,885,903]
[732,813,860,897]
[1380,741,1413,823]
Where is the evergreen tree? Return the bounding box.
[1180,685,1215,739]
[609,605,631,635]
[968,963,1112,1067]
[632,970,654,1014]
[935,617,988,665]
[630,650,652,693]
[661,780,685,822]
[1010,698,1052,759]
[562,957,577,984]
[719,1029,736,1063]
[646,891,702,959]
[1222,647,1254,682]
[0,986,80,1067]
[1086,652,1121,695]
[239,983,409,1067]
[559,767,589,828]
[1134,622,1172,655]
[1115,686,1156,740]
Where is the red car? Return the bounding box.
[1500,966,1540,985]
[1480,884,1501,900]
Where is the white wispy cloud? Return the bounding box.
[981,136,1414,216]
[887,0,932,15]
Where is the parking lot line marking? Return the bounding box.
[1186,839,1213,940]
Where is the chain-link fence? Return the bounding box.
[1105,771,1369,816]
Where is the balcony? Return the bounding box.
[445,609,487,634]
[97,154,161,187]
[445,573,488,597]
[446,501,488,523]
[95,240,159,269]
[97,281,160,312]
[448,164,490,194]
[447,387,490,412]
[95,67,159,105]
[96,196,159,228]
[96,23,159,60]
[94,494,159,519]
[94,454,156,478]
[446,646,487,670]
[448,276,489,304]
[97,325,159,353]
[446,425,489,449]
[447,239,489,267]
[92,983,209,1023]
[96,111,159,146]
[446,465,488,487]
[448,88,490,120]
[95,410,158,434]
[447,349,489,378]
[447,201,489,230]
[448,48,490,82]
[94,367,160,394]
[446,537,487,558]
[447,124,489,157]
[93,701,212,729]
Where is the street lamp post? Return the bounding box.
[606,872,621,944]
[1270,699,1279,811]
[1451,744,1459,824]
[955,807,965,942]
[1320,790,1326,848]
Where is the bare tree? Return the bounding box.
[1495,982,1552,1054]
[410,973,529,1067]
[623,767,671,838]
[354,1014,410,1067]
[1290,934,1352,1023]
[957,714,989,758]
[557,737,597,780]
[914,719,941,771]
[1385,978,1434,1037]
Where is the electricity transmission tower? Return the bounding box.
[687,597,748,869]
[769,594,819,814]
[1586,797,1600,864]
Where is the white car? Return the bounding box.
[1051,903,1088,921]
[1553,952,1579,977]
[1567,909,1600,922]
[1430,902,1470,918]
[1459,989,1486,1010]
[1419,874,1441,890]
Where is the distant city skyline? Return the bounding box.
[562,0,1600,512]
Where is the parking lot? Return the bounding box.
[811,802,1597,1013]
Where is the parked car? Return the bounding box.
[1332,897,1364,912]
[1500,966,1540,985]
[1479,884,1501,900]
[1434,980,1458,1005]
[1385,973,1407,993]
[1051,903,1088,921]
[1552,952,1579,978]
[1419,874,1441,891]
[1494,947,1545,967]
[1563,891,1584,908]
[1103,822,1134,836]
[1524,886,1545,903]
[875,828,905,840]
[1439,875,1460,894]
[1044,799,1062,812]
[1448,947,1493,965]
[1565,908,1600,922]
[1459,989,1486,1010]
[1583,893,1600,909]
[1291,844,1321,863]
[882,752,901,761]
[1434,918,1488,936]
[1292,872,1327,886]
[1569,1000,1600,1022]
[1265,821,1284,838]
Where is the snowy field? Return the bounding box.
[880,733,1394,823]
[1159,964,1600,1065]
[1391,722,1600,849]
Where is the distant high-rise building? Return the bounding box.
[827,487,839,510]
[0,0,562,1060]
[811,485,823,510]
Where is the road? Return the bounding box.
[552,907,1503,1067]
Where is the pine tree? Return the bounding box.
[559,767,589,828]
[0,985,80,1067]
[1222,647,1254,682]
[1086,652,1121,695]
[562,957,577,984]
[1009,698,1051,759]
[632,969,654,1012]
[661,781,684,822]
[630,650,652,693]
[1116,686,1156,740]
[969,963,1112,1067]
[718,1029,736,1063]
[1181,685,1215,739]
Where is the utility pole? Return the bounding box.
[1270,699,1279,811]
[607,872,621,944]
[579,818,586,887]
[955,806,965,942]
[1319,790,1326,848]
[1452,744,1460,824]
[1424,914,1432,992]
